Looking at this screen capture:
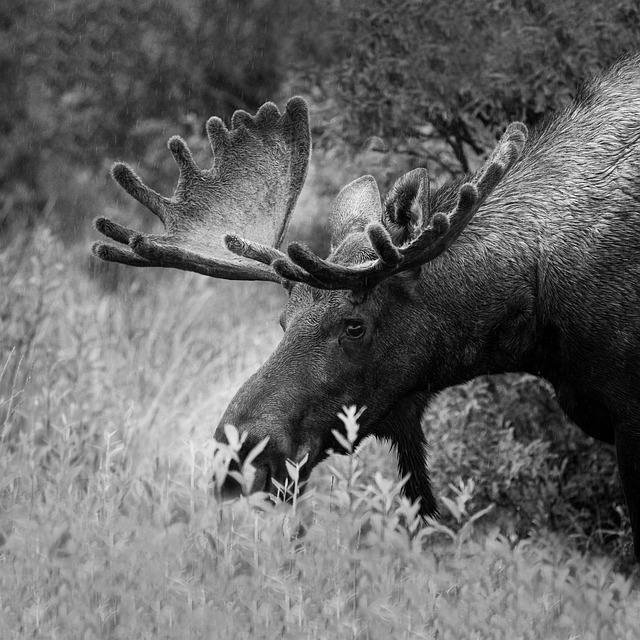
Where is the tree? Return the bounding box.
[295,0,640,174]
[0,0,293,229]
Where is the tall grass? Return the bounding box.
[0,228,639,639]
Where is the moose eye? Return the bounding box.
[344,319,366,340]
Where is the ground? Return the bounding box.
[0,227,639,639]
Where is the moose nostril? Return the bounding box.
[219,472,243,501]
[251,465,271,494]
[218,456,245,500]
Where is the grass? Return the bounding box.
[1,226,640,639]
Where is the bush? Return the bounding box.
[1,230,638,638]
[296,0,640,175]
[424,375,629,558]
[1,0,295,234]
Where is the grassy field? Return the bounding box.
[1,222,640,639]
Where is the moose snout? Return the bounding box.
[215,364,323,501]
[214,419,318,502]
[218,454,272,500]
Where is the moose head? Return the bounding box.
[93,97,527,517]
[95,51,640,565]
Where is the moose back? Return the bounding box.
[94,55,640,560]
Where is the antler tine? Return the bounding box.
[93,96,311,283]
[168,135,202,184]
[367,224,402,267]
[271,256,330,288]
[281,121,528,291]
[91,240,149,267]
[224,233,287,266]
[94,216,136,245]
[110,163,170,224]
[480,122,527,169]
[277,183,478,291]
[283,242,365,283]
[473,122,527,198]
[125,234,282,281]
[399,184,478,267]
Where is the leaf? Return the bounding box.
[331,428,352,453]
[441,496,462,523]
[243,436,269,468]
[468,503,495,525]
[338,405,366,444]
[223,423,241,451]
[285,459,299,483]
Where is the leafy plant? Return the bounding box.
[0,232,638,638]
[296,0,640,175]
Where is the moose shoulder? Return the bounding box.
[94,55,640,560]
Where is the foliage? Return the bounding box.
[423,376,630,560]
[297,0,640,174]
[1,229,639,638]
[4,4,640,631]
[5,0,640,238]
[0,0,293,228]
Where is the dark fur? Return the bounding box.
[217,54,640,560]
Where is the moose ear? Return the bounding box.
[383,168,430,246]
[330,175,383,251]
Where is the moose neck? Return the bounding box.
[412,192,543,393]
[422,94,631,394]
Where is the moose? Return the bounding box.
[93,55,640,560]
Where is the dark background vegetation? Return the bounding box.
[2,0,640,561]
[4,0,640,234]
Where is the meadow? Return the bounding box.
[1,178,640,639]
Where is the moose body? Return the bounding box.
[94,55,640,559]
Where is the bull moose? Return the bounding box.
[93,54,640,560]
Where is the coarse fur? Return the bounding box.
[217,54,640,560]
[95,53,640,561]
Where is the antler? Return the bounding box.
[257,122,527,290]
[92,98,311,283]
